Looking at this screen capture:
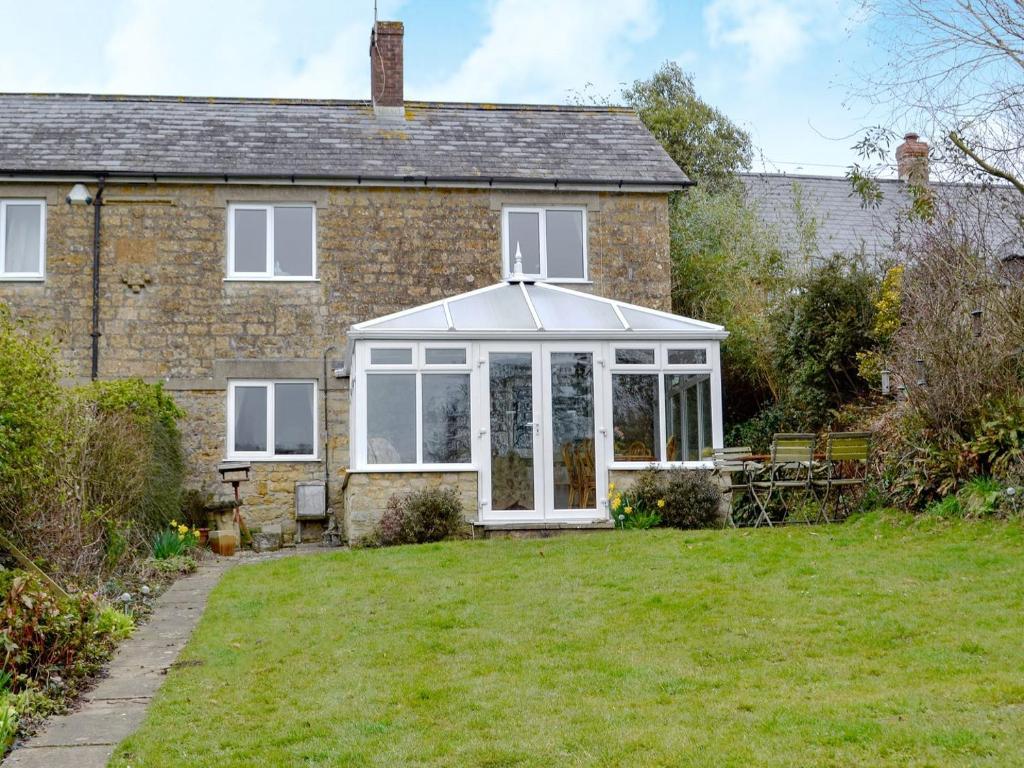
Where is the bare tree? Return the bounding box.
[855,0,1024,192]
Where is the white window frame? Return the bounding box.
[501,206,588,283]
[226,379,319,461]
[226,203,317,281]
[0,200,46,281]
[355,341,475,471]
[606,342,715,469]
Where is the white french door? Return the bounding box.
[541,343,605,521]
[478,342,606,523]
[479,344,544,522]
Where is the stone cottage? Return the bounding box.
[0,20,727,543]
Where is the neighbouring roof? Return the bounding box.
[0,93,690,188]
[741,172,1021,261]
[349,281,726,340]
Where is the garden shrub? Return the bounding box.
[0,305,61,485]
[0,310,187,583]
[0,571,133,695]
[620,470,723,529]
[370,489,465,546]
[608,476,663,529]
[374,494,409,547]
[660,469,724,529]
[871,198,1024,506]
[402,488,465,543]
[81,379,187,535]
[768,254,879,430]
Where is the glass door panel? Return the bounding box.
[549,351,596,511]
[488,352,539,514]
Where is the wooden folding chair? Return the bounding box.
[711,446,756,527]
[750,433,816,526]
[814,432,871,521]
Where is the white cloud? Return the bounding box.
[704,0,852,81]
[422,0,659,103]
[93,0,406,98]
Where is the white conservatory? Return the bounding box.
[345,279,727,525]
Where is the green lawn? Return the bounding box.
[111,513,1024,767]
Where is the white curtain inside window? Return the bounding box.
[234,386,268,452]
[4,204,41,273]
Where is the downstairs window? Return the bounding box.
[227,380,317,460]
[363,344,472,467]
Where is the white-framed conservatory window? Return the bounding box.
[609,343,713,465]
[227,203,316,280]
[0,200,45,280]
[361,343,473,468]
[227,380,317,460]
[502,206,587,282]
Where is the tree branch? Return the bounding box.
[948,130,1024,195]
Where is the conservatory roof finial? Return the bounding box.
[509,242,525,282]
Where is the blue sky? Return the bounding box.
[0,0,892,175]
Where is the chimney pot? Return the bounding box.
[370,20,404,117]
[896,132,929,184]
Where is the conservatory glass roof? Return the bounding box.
[349,281,727,340]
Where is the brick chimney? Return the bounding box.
[896,132,929,184]
[370,20,404,117]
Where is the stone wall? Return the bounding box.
[343,471,479,544]
[0,181,671,538]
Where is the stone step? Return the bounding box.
[475,520,615,539]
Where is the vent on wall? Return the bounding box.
[295,481,326,520]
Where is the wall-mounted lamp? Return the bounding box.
[880,368,891,396]
[970,308,983,338]
[66,183,94,206]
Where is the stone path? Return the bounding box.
[2,546,323,768]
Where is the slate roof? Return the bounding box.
[741,172,1021,262]
[0,93,690,188]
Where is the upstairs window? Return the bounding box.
[227,203,315,279]
[0,200,45,280]
[503,206,587,282]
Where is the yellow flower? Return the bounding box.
[178,524,189,535]
[612,496,622,510]
[608,482,616,492]
[624,506,633,515]
[192,528,199,536]
[177,532,185,541]
[657,499,666,508]
[170,520,178,528]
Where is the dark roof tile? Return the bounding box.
[0,94,689,187]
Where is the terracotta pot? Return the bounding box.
[197,528,210,546]
[209,531,237,557]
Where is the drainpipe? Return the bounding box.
[90,177,106,380]
[322,344,338,513]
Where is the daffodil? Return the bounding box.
[657,499,666,509]
[612,496,622,510]
[624,506,633,515]
[608,482,616,492]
